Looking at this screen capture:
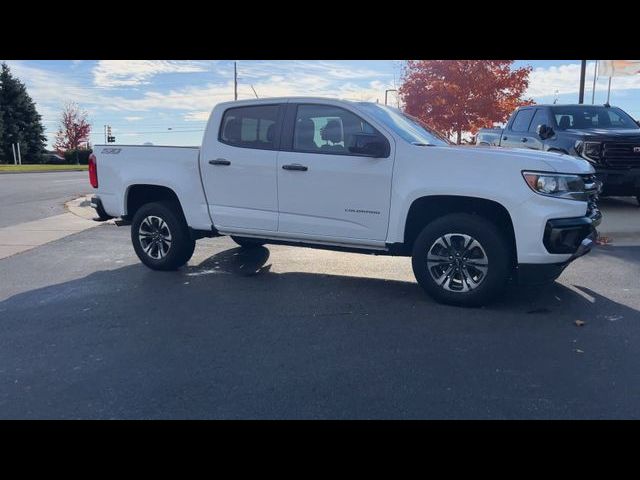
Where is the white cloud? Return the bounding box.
[124,116,144,121]
[184,111,211,121]
[527,61,640,99]
[92,60,210,87]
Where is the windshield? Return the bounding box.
[356,103,450,146]
[551,106,639,130]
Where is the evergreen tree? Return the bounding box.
[0,103,4,163]
[0,63,47,163]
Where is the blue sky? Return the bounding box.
[3,60,640,149]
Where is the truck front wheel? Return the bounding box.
[131,201,196,270]
[411,213,511,307]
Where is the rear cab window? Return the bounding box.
[219,105,282,150]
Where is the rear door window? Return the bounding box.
[510,109,535,132]
[219,105,281,150]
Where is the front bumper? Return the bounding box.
[543,214,599,255]
[517,211,598,285]
[595,167,640,196]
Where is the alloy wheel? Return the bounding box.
[138,215,172,260]
[427,233,488,292]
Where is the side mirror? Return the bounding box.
[536,124,554,140]
[348,133,389,158]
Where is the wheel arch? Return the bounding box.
[402,195,517,265]
[124,184,187,222]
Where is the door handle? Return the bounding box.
[209,158,230,166]
[282,164,308,171]
[503,137,508,141]
[521,138,528,142]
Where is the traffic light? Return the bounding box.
[106,125,115,143]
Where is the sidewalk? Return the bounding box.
[0,196,101,260]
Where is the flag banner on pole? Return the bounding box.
[598,60,640,77]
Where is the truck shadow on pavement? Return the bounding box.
[1,245,639,419]
[187,245,639,316]
[1,244,638,322]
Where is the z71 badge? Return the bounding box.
[101,148,122,154]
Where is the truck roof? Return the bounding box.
[518,103,619,109]
[214,96,368,108]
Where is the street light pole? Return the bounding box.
[578,60,587,104]
[234,61,238,101]
[591,60,598,104]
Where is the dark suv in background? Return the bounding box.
[476,104,640,204]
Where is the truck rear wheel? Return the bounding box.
[411,213,511,307]
[231,236,266,248]
[131,201,195,271]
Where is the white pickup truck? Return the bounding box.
[89,97,601,306]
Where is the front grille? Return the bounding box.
[581,173,601,223]
[602,142,640,168]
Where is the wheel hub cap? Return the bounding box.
[427,233,488,292]
[138,215,172,260]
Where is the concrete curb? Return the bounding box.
[65,195,97,221]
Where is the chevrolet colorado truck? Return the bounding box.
[89,97,601,306]
[476,104,640,204]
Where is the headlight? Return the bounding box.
[522,171,588,200]
[574,141,601,160]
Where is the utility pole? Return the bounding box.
[234,61,238,101]
[17,142,22,165]
[12,143,17,165]
[591,60,598,104]
[578,60,587,104]
[104,125,107,143]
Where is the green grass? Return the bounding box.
[0,164,88,173]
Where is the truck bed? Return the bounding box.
[93,144,213,230]
[476,128,503,146]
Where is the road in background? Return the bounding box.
[0,171,89,228]
[0,225,638,419]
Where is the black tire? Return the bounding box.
[411,213,512,307]
[231,236,266,248]
[131,201,195,271]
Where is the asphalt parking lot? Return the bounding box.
[1,217,639,419]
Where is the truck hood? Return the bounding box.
[447,145,594,174]
[563,128,640,140]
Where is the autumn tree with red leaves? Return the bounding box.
[54,103,91,157]
[399,60,534,144]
